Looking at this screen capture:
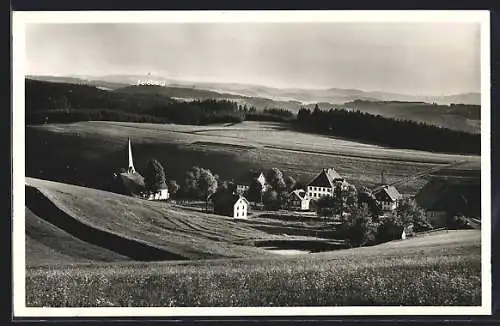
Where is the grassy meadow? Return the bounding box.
[26,121,480,195]
[26,229,481,307]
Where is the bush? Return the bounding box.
[339,204,378,248]
[262,190,281,211]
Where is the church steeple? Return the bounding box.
[128,138,135,173]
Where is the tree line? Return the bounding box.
[295,105,480,154]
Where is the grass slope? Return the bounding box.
[26,121,480,195]
[26,230,481,307]
[26,177,324,264]
[26,207,131,265]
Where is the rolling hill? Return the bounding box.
[67,74,481,105]
[26,121,480,198]
[26,76,481,133]
[26,177,340,265]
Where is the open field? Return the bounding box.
[26,177,339,265]
[26,229,481,307]
[26,121,480,195]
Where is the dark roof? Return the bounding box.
[373,185,402,202]
[307,168,343,188]
[213,193,249,216]
[414,178,481,217]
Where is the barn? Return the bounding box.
[414,168,480,226]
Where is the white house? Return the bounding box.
[372,185,402,211]
[306,168,346,199]
[213,193,250,219]
[232,196,249,219]
[144,188,169,201]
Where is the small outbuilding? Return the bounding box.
[372,185,402,211]
[287,189,310,211]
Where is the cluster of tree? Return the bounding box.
[311,182,358,218]
[242,168,298,210]
[295,106,480,154]
[182,166,219,210]
[148,99,245,125]
[338,198,433,248]
[27,109,168,125]
[245,108,295,122]
[26,79,176,116]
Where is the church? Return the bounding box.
[114,138,169,201]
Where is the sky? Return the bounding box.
[25,22,481,95]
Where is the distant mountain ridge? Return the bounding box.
[26,75,480,134]
[28,74,480,106]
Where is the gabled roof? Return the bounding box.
[235,170,266,185]
[289,189,308,201]
[373,185,402,202]
[307,168,343,188]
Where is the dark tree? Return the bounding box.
[265,168,287,193]
[262,190,280,211]
[184,166,218,210]
[314,195,337,217]
[246,180,263,203]
[339,204,378,248]
[144,159,167,192]
[167,180,180,197]
[395,198,433,232]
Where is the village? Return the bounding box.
[115,138,481,241]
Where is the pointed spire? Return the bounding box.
[128,138,135,173]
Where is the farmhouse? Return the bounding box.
[306,168,346,199]
[212,192,250,219]
[372,185,402,211]
[236,171,268,194]
[287,189,310,211]
[414,171,480,227]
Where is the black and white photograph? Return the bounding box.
[12,10,491,316]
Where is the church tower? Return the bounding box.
[128,138,136,173]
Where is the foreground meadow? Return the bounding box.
[26,230,481,307]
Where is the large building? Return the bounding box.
[414,168,480,226]
[306,168,346,199]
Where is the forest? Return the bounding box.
[295,106,480,154]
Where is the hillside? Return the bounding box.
[25,78,176,115]
[26,121,480,197]
[27,76,481,133]
[343,100,481,134]
[26,177,338,265]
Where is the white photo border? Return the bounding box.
[12,10,492,317]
